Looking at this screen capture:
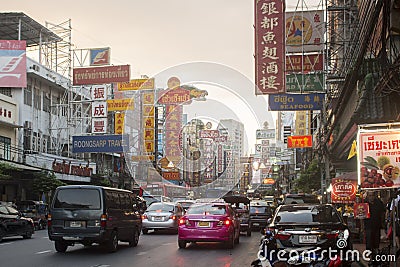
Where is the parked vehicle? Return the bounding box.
[223,195,251,236]
[141,201,183,234]
[16,200,48,230]
[178,202,240,249]
[0,202,34,241]
[47,185,142,253]
[249,200,273,230]
[266,204,352,261]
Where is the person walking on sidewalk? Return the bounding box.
[364,191,385,255]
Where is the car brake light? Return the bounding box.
[275,232,291,240]
[47,214,52,227]
[100,214,107,228]
[179,218,185,225]
[169,215,176,220]
[326,232,338,239]
[141,214,147,220]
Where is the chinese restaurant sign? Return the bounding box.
[287,135,312,148]
[73,65,130,85]
[255,0,285,95]
[0,40,27,87]
[268,93,324,111]
[358,129,400,189]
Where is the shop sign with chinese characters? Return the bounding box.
[255,0,285,95]
[287,135,312,148]
[268,93,324,111]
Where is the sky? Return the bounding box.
[3,0,324,154]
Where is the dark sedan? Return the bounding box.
[0,202,35,241]
[267,204,352,252]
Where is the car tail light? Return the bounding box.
[169,215,176,220]
[275,231,291,240]
[218,219,231,226]
[47,214,52,227]
[100,214,107,228]
[141,214,147,220]
[179,218,185,225]
[326,232,339,239]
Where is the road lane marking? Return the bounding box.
[136,252,148,256]
[35,250,52,254]
[162,242,175,246]
[0,242,13,246]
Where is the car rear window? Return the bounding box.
[275,205,341,224]
[147,202,174,212]
[54,188,101,209]
[250,206,271,214]
[187,204,227,215]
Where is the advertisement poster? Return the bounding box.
[0,40,27,87]
[358,129,400,189]
[353,203,370,219]
[331,175,357,204]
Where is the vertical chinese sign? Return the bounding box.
[255,0,285,95]
[91,85,108,133]
[142,91,155,156]
[0,40,27,87]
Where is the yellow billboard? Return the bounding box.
[107,99,134,111]
[117,78,155,91]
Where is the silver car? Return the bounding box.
[141,202,183,234]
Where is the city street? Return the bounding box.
[0,229,260,267]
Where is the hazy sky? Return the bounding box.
[3,0,324,154]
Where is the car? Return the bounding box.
[283,193,320,204]
[16,200,48,230]
[47,185,142,253]
[266,204,352,257]
[223,195,252,236]
[141,201,183,234]
[249,200,273,230]
[178,202,240,249]
[142,194,172,207]
[0,202,35,241]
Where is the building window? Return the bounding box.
[0,88,12,97]
[24,86,32,106]
[0,136,11,160]
[34,88,41,110]
[43,93,51,113]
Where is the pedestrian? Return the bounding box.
[364,191,385,255]
[389,189,400,259]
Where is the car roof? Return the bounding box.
[277,203,333,212]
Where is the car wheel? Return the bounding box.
[129,229,140,247]
[247,228,252,237]
[22,225,34,239]
[55,240,68,253]
[178,240,186,249]
[105,231,118,253]
[142,228,148,235]
[225,234,234,249]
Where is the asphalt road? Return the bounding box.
[0,228,261,267]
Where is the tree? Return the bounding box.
[0,162,17,180]
[32,171,66,202]
[293,159,321,193]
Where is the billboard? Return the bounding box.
[90,47,110,66]
[286,53,323,73]
[268,93,325,111]
[331,173,357,204]
[254,0,286,95]
[117,78,155,91]
[286,73,324,92]
[72,134,129,153]
[358,128,400,189]
[73,65,130,85]
[285,10,325,53]
[107,99,134,111]
[287,135,313,148]
[0,40,27,87]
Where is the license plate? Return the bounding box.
[153,216,162,221]
[253,223,259,226]
[299,235,317,244]
[70,221,84,228]
[63,236,82,241]
[198,221,210,227]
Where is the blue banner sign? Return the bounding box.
[268,93,325,111]
[72,134,129,153]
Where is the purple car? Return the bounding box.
[177,202,240,249]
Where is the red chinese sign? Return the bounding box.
[287,135,312,148]
[255,0,285,95]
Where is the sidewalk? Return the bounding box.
[352,232,398,267]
